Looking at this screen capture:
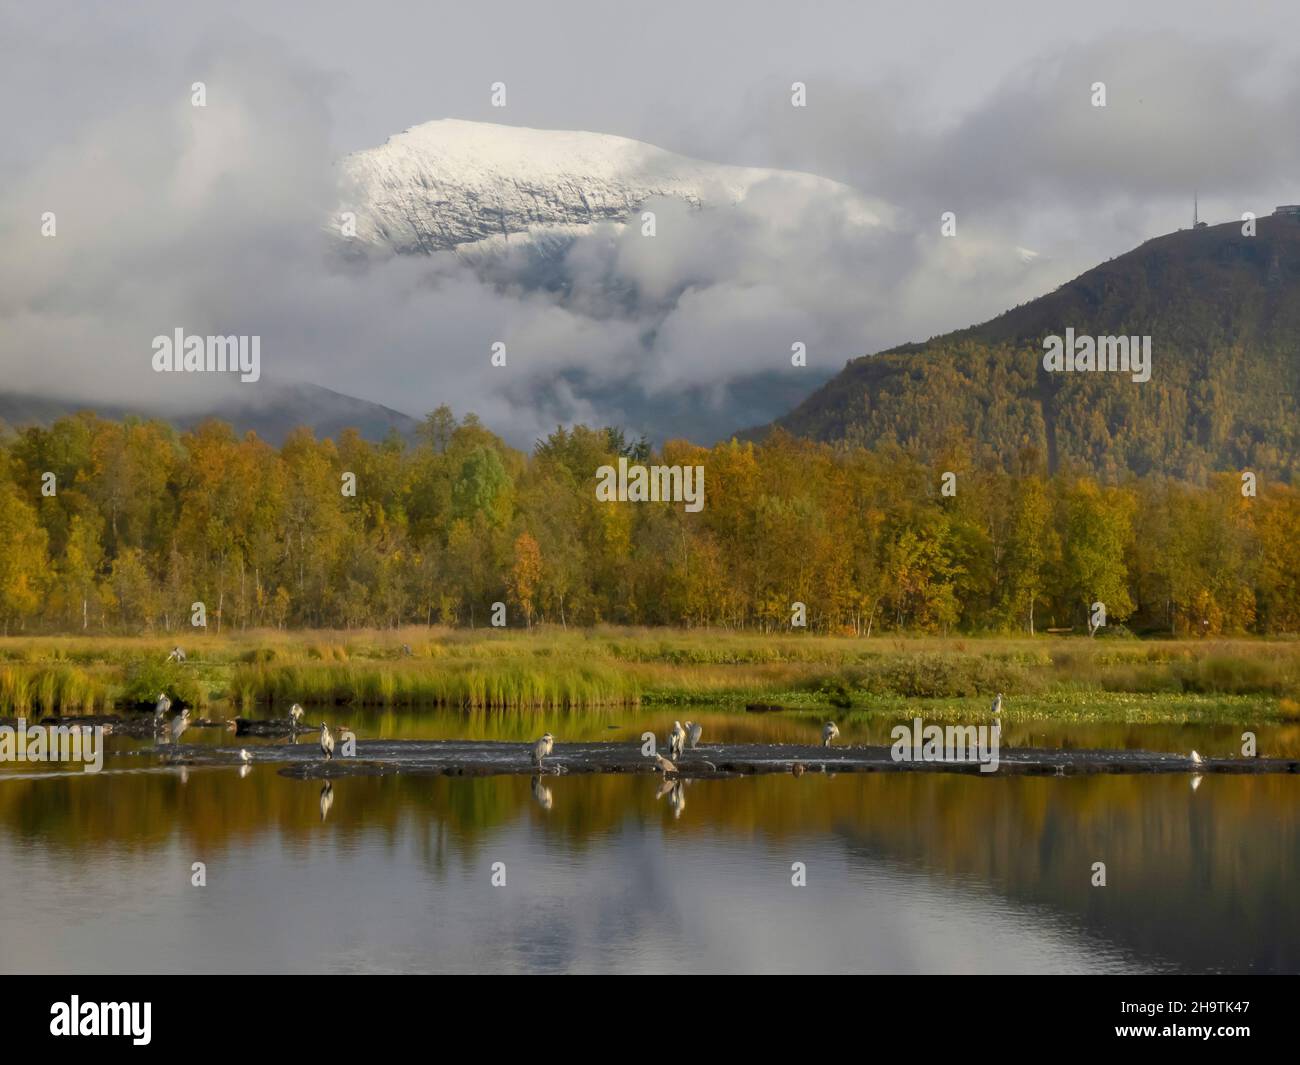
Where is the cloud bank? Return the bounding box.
[2,11,1297,446]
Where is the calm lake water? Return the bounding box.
[2,707,1298,974]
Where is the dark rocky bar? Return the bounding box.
[96,737,1300,780]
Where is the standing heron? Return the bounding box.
[167,646,186,663]
[532,732,555,769]
[670,720,686,761]
[1190,750,1203,766]
[290,703,305,726]
[239,748,253,764]
[822,721,840,748]
[320,722,334,760]
[991,692,1004,715]
[154,692,171,723]
[685,720,702,749]
[169,708,190,744]
[653,753,678,775]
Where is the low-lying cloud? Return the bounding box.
[2,14,1297,447]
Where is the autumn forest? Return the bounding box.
[1,406,1298,638]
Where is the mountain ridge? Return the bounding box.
[748,214,1300,482]
[0,382,421,446]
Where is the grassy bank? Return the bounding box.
[0,628,1297,722]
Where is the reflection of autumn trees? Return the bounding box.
[3,760,1296,971]
[2,411,1298,636]
[5,764,1298,885]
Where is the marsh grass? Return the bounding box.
[0,664,112,716]
[0,628,1297,721]
[230,657,637,709]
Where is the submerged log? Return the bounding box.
[231,717,308,737]
[1,714,230,738]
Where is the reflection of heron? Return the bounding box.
[670,721,686,760]
[319,782,334,821]
[169,708,190,744]
[822,721,839,747]
[167,646,186,663]
[1190,774,1203,792]
[290,703,304,725]
[238,763,251,779]
[532,732,554,769]
[531,775,553,810]
[669,781,686,818]
[656,778,686,817]
[320,722,334,760]
[684,721,702,749]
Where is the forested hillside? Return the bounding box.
[757,216,1300,482]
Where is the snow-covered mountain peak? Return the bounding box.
[339,118,882,254]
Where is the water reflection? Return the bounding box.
[1,738,1297,973]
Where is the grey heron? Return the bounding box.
[166,646,186,663]
[169,708,190,743]
[822,721,840,747]
[290,703,304,725]
[532,732,554,769]
[685,720,702,749]
[653,753,678,775]
[154,692,171,720]
[669,720,686,760]
[1190,750,1203,765]
[991,692,1004,715]
[239,748,252,764]
[320,722,334,760]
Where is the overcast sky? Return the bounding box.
[3,1,1299,444]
